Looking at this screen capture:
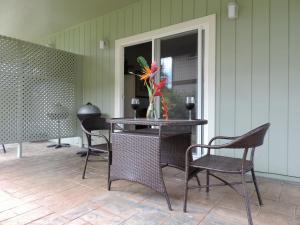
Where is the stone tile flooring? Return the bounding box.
[0,143,299,225]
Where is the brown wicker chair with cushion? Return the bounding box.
[183,123,270,225]
[80,117,111,180]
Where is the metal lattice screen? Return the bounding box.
[0,35,82,143]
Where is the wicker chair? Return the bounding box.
[1,144,6,153]
[183,123,270,225]
[80,117,111,180]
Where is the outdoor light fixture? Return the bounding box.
[227,2,238,19]
[99,39,108,49]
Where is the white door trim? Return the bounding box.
[114,14,216,142]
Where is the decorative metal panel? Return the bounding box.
[0,35,81,143]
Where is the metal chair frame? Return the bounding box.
[80,117,111,182]
[183,123,270,225]
[1,144,6,153]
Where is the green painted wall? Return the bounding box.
[37,0,300,178]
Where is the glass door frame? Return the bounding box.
[114,15,216,157]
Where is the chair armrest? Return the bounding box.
[208,135,240,145]
[185,142,233,162]
[81,125,110,144]
[187,143,227,151]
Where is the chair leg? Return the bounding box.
[195,174,201,187]
[241,173,253,225]
[164,190,172,211]
[82,149,90,179]
[206,170,210,193]
[107,149,112,190]
[251,168,263,206]
[2,144,6,153]
[107,161,111,191]
[108,180,112,190]
[183,164,190,212]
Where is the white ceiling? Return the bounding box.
[0,0,138,41]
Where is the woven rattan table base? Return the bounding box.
[107,118,207,210]
[109,131,194,210]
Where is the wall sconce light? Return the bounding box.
[99,40,108,49]
[227,2,238,19]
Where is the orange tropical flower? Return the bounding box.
[140,66,152,82]
[140,61,159,82]
[136,56,169,120]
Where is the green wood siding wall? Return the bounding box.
[37,0,300,178]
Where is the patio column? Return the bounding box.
[17,143,22,158]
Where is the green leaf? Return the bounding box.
[145,82,152,97]
[137,56,149,68]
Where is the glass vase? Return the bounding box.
[146,102,157,119]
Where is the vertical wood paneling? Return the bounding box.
[52,35,57,48]
[69,28,75,52]
[109,12,118,115]
[133,2,142,34]
[96,17,104,109]
[64,30,70,52]
[219,0,236,157]
[73,28,80,54]
[182,0,194,21]
[125,6,133,37]
[90,20,97,105]
[288,0,300,177]
[171,0,183,24]
[37,0,300,178]
[141,0,151,33]
[83,22,91,103]
[194,0,207,18]
[252,0,270,172]
[79,24,85,55]
[57,33,64,50]
[235,0,252,158]
[269,0,289,175]
[161,0,171,27]
[151,0,161,30]
[102,15,110,115]
[117,9,125,39]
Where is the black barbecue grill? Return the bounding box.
[77,103,103,157]
[77,102,101,121]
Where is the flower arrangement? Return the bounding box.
[133,56,169,119]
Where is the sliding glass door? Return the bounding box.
[155,30,204,156]
[157,31,199,119]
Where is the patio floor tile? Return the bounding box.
[0,143,299,225]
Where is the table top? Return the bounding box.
[106,118,207,126]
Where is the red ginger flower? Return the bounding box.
[154,79,169,119]
[162,96,169,120]
[154,79,166,97]
[151,62,158,74]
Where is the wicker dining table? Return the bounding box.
[106,118,208,210]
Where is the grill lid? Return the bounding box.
[77,102,101,120]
